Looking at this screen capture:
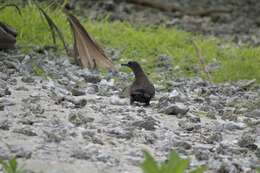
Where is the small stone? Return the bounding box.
[246,109,260,119]
[9,145,32,159]
[8,78,17,86]
[0,146,11,160]
[132,117,158,131]
[82,131,104,144]
[4,88,11,95]
[21,76,35,83]
[102,0,115,11]
[98,79,114,96]
[66,97,87,108]
[236,79,256,90]
[110,95,128,105]
[0,79,7,88]
[86,84,98,94]
[43,129,67,143]
[15,86,29,91]
[205,133,223,144]
[187,114,201,123]
[71,146,100,160]
[29,104,44,114]
[4,60,19,70]
[80,70,101,84]
[0,104,4,111]
[71,88,86,96]
[195,150,209,161]
[0,88,11,97]
[0,120,10,130]
[68,112,94,127]
[223,122,246,131]
[160,103,189,115]
[0,98,15,107]
[178,120,201,131]
[255,148,260,159]
[13,127,37,136]
[174,141,192,150]
[74,99,87,108]
[217,162,239,173]
[238,134,257,150]
[107,128,133,140]
[71,149,91,160]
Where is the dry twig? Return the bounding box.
[192,40,213,83]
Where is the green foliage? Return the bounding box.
[0,158,24,173]
[257,167,260,173]
[1,2,260,83]
[0,1,71,51]
[141,150,207,173]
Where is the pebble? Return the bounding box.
[21,76,35,83]
[68,111,94,127]
[132,117,158,131]
[0,50,259,173]
[160,103,189,115]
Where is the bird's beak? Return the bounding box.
[121,63,128,67]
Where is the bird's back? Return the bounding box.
[130,76,155,99]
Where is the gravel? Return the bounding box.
[0,51,259,173]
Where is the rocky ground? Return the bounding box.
[0,50,260,173]
[73,0,260,46]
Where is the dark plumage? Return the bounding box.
[121,61,155,106]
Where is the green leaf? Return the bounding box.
[174,159,189,173]
[161,151,189,173]
[0,160,9,170]
[9,158,18,173]
[141,150,160,173]
[0,158,24,173]
[190,165,207,173]
[256,167,260,173]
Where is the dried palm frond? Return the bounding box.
[0,22,16,49]
[0,3,21,49]
[64,10,115,70]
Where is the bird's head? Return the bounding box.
[121,61,141,70]
[121,61,148,79]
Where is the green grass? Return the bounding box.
[1,2,260,83]
[0,158,25,173]
[141,150,206,173]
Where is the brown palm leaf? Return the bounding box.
[0,3,20,49]
[64,10,115,70]
[0,22,16,49]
